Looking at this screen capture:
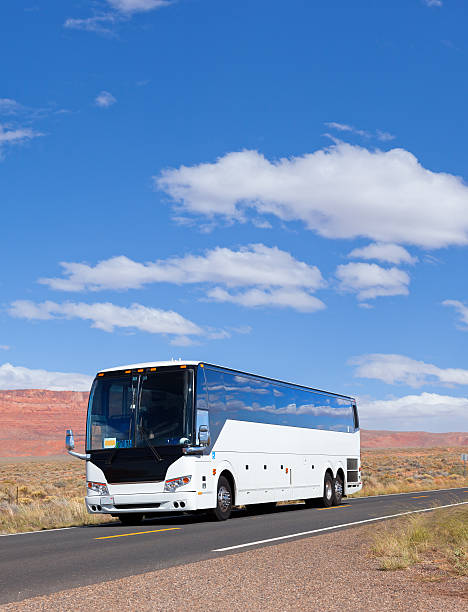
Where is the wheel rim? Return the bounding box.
[335,479,343,498]
[325,480,332,500]
[218,485,231,512]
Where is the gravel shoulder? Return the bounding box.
[2,521,467,612]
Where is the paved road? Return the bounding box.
[1,487,467,604]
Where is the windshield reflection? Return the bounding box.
[87,369,193,451]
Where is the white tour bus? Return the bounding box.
[66,361,362,523]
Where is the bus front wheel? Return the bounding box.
[322,473,334,508]
[211,476,233,521]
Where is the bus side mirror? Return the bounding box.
[65,429,75,451]
[198,425,210,446]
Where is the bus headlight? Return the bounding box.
[87,481,109,496]
[164,475,192,492]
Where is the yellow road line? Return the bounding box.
[318,505,350,511]
[96,527,181,540]
[412,495,429,498]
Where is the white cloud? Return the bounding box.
[39,244,326,313]
[9,300,205,339]
[107,0,170,13]
[95,91,117,108]
[359,392,467,432]
[0,125,42,144]
[443,300,468,330]
[376,130,395,142]
[206,287,325,313]
[0,363,93,391]
[0,99,44,158]
[348,243,417,265]
[0,99,22,115]
[155,144,468,249]
[325,122,370,138]
[65,0,171,33]
[423,1,443,7]
[325,123,395,142]
[336,262,410,300]
[351,353,468,387]
[0,345,10,350]
[64,15,118,34]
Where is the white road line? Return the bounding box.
[212,501,468,552]
[0,526,78,537]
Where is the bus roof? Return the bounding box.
[100,360,201,372]
[99,360,355,402]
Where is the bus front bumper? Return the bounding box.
[85,491,202,514]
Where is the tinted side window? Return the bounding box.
[205,368,355,433]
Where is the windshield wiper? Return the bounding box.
[137,423,163,462]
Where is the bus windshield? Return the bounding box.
[87,369,194,451]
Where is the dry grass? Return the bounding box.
[0,458,114,534]
[357,447,467,497]
[0,447,466,534]
[372,505,468,576]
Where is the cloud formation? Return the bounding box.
[0,363,93,391]
[65,0,171,33]
[359,392,467,432]
[351,353,468,387]
[107,0,170,13]
[0,98,44,158]
[64,15,118,34]
[95,91,117,108]
[156,144,468,249]
[206,287,325,312]
[39,244,326,312]
[336,263,410,300]
[0,98,22,115]
[348,243,417,265]
[325,122,395,141]
[9,300,206,343]
[443,300,468,330]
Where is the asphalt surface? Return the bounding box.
[1,487,467,605]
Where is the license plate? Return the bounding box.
[100,496,114,505]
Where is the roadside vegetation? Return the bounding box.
[372,505,468,576]
[357,447,467,497]
[0,458,113,534]
[0,447,466,534]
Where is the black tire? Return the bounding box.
[210,475,233,521]
[333,474,344,506]
[118,513,144,525]
[322,473,334,508]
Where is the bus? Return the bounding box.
[66,360,362,523]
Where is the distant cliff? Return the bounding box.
[0,389,467,457]
[0,389,89,456]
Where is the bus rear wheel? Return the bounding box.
[322,473,334,508]
[118,513,144,525]
[333,474,344,506]
[211,476,233,521]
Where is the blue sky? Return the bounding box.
[1,0,468,432]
